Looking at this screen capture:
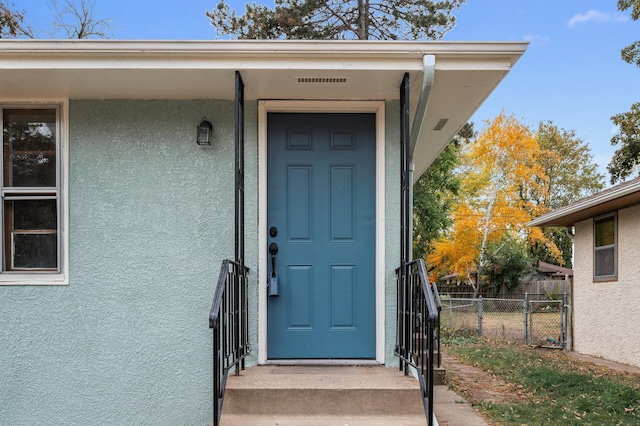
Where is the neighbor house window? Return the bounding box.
[1,106,66,284]
[594,213,617,281]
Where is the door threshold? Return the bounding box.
[264,359,381,366]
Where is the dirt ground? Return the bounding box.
[441,345,640,425]
[441,350,531,407]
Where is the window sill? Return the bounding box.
[0,273,67,286]
[593,276,618,283]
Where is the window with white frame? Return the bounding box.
[594,213,617,281]
[1,106,64,283]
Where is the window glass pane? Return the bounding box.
[594,246,615,277]
[594,216,615,247]
[3,109,57,187]
[4,199,58,270]
[13,199,57,230]
[12,234,57,269]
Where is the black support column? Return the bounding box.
[234,71,245,269]
[400,73,411,279]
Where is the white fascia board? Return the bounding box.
[434,57,514,71]
[0,40,527,70]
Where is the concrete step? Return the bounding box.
[221,365,426,419]
[220,414,428,425]
[433,367,446,385]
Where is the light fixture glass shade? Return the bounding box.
[197,118,213,145]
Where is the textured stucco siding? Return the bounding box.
[384,101,401,365]
[0,99,401,424]
[573,204,640,367]
[0,99,259,425]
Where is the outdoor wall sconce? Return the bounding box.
[196,117,213,145]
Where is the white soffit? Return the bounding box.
[0,40,527,176]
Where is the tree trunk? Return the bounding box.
[476,184,499,297]
[356,0,369,39]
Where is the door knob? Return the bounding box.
[268,242,279,297]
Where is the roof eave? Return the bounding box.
[528,179,640,228]
[0,39,528,181]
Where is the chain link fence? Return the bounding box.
[441,294,570,348]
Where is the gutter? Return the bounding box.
[408,54,436,260]
[0,39,529,58]
[409,55,436,155]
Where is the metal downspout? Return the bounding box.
[411,55,437,426]
[409,55,436,261]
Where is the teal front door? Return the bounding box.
[267,113,376,359]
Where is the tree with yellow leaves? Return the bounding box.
[428,112,559,295]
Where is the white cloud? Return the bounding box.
[523,34,551,46]
[567,10,627,28]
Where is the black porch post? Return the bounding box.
[400,73,411,271]
[234,71,245,268]
[399,73,411,373]
[234,71,246,375]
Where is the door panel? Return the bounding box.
[267,113,375,359]
[287,166,312,240]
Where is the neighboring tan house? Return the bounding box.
[521,260,573,283]
[536,261,573,280]
[0,40,526,424]
[529,176,640,368]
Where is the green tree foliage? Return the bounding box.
[608,102,640,183]
[482,235,532,291]
[608,1,640,183]
[412,143,459,260]
[529,226,574,268]
[534,121,604,210]
[619,0,640,66]
[207,0,465,40]
[412,122,472,261]
[528,121,603,266]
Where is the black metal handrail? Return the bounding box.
[395,259,440,426]
[209,259,250,426]
[431,278,442,368]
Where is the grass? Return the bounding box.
[441,308,563,345]
[443,338,640,425]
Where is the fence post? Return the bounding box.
[562,292,570,351]
[477,296,483,336]
[523,293,529,344]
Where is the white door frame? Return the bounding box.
[257,100,386,364]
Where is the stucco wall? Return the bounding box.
[384,101,401,365]
[0,99,258,425]
[0,99,402,424]
[573,203,640,367]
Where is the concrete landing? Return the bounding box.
[220,365,427,425]
[218,365,490,425]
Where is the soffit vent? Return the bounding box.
[433,118,449,131]
[297,77,348,84]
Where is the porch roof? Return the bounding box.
[0,40,527,180]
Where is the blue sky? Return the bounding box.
[20,0,639,182]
